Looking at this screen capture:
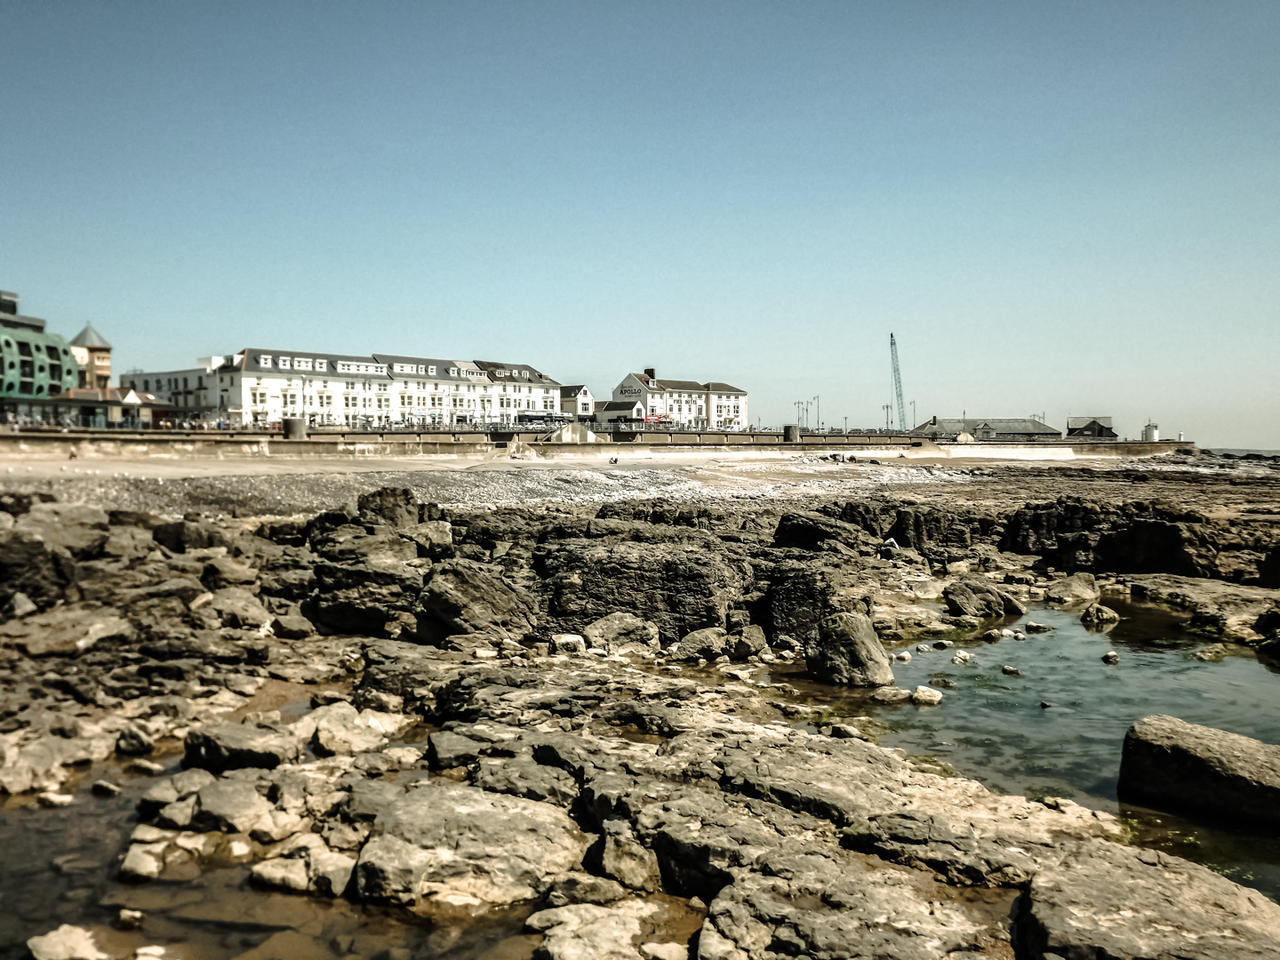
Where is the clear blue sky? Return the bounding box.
[4,1,1278,445]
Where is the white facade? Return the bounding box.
[126,349,561,428]
[595,399,645,423]
[610,369,748,430]
[559,385,595,418]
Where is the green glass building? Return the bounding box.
[0,290,80,399]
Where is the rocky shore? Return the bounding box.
[2,454,1279,959]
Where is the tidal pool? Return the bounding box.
[786,599,1280,900]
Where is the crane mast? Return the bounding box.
[890,333,907,431]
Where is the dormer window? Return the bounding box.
[279,357,292,370]
[315,359,327,372]
[449,367,458,376]
[259,355,273,368]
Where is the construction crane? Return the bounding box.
[890,333,907,431]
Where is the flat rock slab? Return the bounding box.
[1119,714,1280,828]
[1017,839,1280,960]
[354,780,591,912]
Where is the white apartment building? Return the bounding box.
[126,348,561,427]
[610,368,748,430]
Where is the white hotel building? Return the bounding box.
[126,348,561,427]
[610,368,748,430]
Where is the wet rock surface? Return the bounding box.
[0,458,1278,958]
[1119,714,1280,828]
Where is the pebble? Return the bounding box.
[894,651,912,663]
[127,759,166,775]
[115,909,144,931]
[1001,665,1021,676]
[91,780,122,797]
[1102,650,1119,664]
[932,639,954,649]
[950,650,973,665]
[1012,631,1026,641]
[915,643,932,653]
[36,791,74,808]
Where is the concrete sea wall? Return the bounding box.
[0,429,1192,462]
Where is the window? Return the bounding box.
[295,358,312,371]
[279,357,291,369]
[449,367,458,376]
[428,365,436,375]
[315,359,327,372]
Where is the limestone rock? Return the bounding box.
[1044,572,1100,605]
[942,576,1021,620]
[25,924,111,960]
[354,781,591,911]
[668,627,728,662]
[415,559,538,642]
[806,612,893,686]
[1016,839,1280,960]
[526,900,659,960]
[1118,714,1280,828]
[583,612,660,653]
[184,722,302,772]
[1080,602,1120,625]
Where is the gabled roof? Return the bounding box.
[559,384,588,398]
[914,418,1060,436]
[625,374,747,394]
[1067,416,1112,428]
[70,323,111,348]
[598,399,644,412]
[473,360,561,386]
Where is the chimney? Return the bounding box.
[643,367,656,379]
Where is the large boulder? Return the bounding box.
[666,627,728,662]
[582,613,660,653]
[538,541,742,644]
[357,487,423,528]
[0,530,76,612]
[765,560,870,647]
[414,559,538,642]
[1044,572,1100,605]
[310,559,426,636]
[1118,715,1280,828]
[942,576,1020,620]
[354,781,591,911]
[806,612,893,686]
[184,722,303,773]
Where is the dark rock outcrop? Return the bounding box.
[1118,715,1280,828]
[807,612,893,686]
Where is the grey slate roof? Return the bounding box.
[1067,416,1112,428]
[913,418,1061,437]
[70,323,111,348]
[598,399,644,412]
[559,384,587,398]
[474,360,560,386]
[373,353,473,382]
[627,374,746,394]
